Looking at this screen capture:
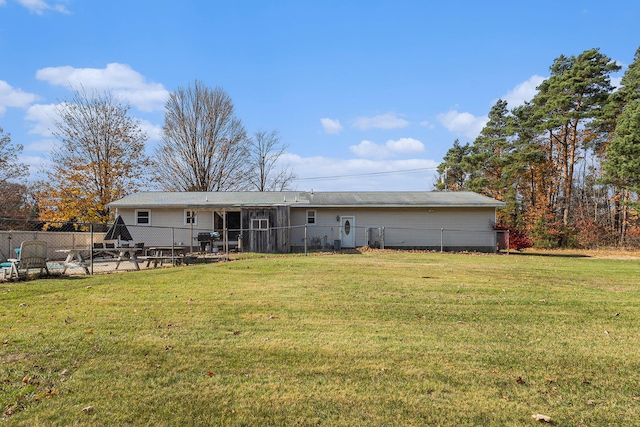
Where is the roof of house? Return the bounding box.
[108,191,505,209]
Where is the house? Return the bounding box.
[108,191,505,253]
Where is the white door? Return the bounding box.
[340,216,355,248]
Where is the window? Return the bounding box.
[251,219,269,230]
[306,210,316,224]
[184,210,197,226]
[136,210,150,226]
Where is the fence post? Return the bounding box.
[506,230,510,255]
[171,227,176,265]
[304,224,308,256]
[365,227,370,247]
[380,227,385,250]
[440,228,444,252]
[90,223,94,275]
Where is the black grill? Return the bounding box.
[197,232,220,241]
[197,232,220,252]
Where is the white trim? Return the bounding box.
[135,209,151,226]
[306,209,316,225]
[251,218,269,230]
[184,209,198,226]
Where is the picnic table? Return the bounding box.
[92,246,141,271]
[56,249,90,275]
[114,247,141,270]
[144,246,189,268]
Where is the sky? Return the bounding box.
[1,0,639,192]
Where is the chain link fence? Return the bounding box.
[290,224,505,254]
[0,218,234,278]
[1,218,505,279]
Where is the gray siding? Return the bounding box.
[241,207,289,253]
[113,205,498,253]
[290,207,497,251]
[113,208,217,248]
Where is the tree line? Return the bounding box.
[0,80,295,224]
[437,47,640,248]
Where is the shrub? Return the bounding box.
[492,222,533,251]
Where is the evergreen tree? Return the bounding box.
[465,99,512,199]
[436,140,471,191]
[531,48,620,231]
[603,99,640,194]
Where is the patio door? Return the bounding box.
[340,216,355,248]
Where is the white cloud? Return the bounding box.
[350,140,386,158]
[0,80,39,115]
[0,0,7,6]
[282,153,439,191]
[138,119,163,141]
[17,0,69,14]
[26,102,164,143]
[611,76,622,89]
[350,137,425,159]
[386,137,424,154]
[320,118,343,134]
[36,63,169,111]
[23,138,57,154]
[437,110,487,140]
[437,75,547,140]
[501,75,545,107]
[352,113,409,130]
[25,103,58,136]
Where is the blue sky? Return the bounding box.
[1,0,639,191]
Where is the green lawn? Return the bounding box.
[2,251,640,426]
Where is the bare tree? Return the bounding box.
[37,88,150,223]
[154,81,250,191]
[247,130,295,191]
[0,127,28,184]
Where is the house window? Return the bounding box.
[306,210,316,224]
[251,219,269,230]
[135,210,150,226]
[184,210,197,226]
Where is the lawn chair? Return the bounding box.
[4,240,49,280]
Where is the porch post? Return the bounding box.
[223,211,228,257]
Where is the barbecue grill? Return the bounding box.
[197,231,221,252]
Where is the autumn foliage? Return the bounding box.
[439,47,640,248]
[492,222,533,251]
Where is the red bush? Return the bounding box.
[492,222,533,251]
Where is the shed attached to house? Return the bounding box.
[108,191,505,253]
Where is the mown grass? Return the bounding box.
[1,251,640,426]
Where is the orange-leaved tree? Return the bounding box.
[37,88,151,224]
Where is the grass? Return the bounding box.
[1,250,640,426]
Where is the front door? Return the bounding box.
[340,216,355,248]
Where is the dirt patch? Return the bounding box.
[2,353,29,363]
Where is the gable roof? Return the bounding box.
[108,191,505,209]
